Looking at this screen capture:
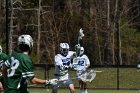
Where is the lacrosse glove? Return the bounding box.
[46,79,58,85]
[70,64,77,70]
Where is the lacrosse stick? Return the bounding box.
[71,69,102,82]
[75,28,85,51]
[80,69,96,82]
[78,28,84,45]
[74,28,85,59]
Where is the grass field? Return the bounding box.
[33,67,140,89]
[31,66,140,93]
[29,88,140,93]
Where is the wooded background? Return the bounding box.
[1,0,140,65]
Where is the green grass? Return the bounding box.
[32,67,140,90]
[29,88,140,93]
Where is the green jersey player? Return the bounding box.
[0,45,8,71]
[0,45,8,93]
[3,35,58,93]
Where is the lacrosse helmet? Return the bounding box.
[60,43,69,57]
[75,45,84,56]
[79,46,84,56]
[18,35,33,52]
[0,45,2,54]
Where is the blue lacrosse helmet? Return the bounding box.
[60,43,69,57]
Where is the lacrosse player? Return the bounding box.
[73,46,90,93]
[137,60,140,71]
[137,51,140,72]
[3,35,58,93]
[0,45,8,93]
[52,43,75,93]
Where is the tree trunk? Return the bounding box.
[104,0,113,65]
[37,0,41,63]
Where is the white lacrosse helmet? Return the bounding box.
[80,47,84,55]
[0,45,2,54]
[60,43,69,56]
[18,35,33,50]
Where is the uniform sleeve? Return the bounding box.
[55,55,63,66]
[55,54,69,70]
[2,53,8,61]
[85,55,90,65]
[22,57,35,80]
[1,53,9,68]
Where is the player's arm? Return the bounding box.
[23,59,58,86]
[70,57,78,70]
[2,59,10,79]
[85,55,90,69]
[24,70,58,85]
[70,51,77,59]
[86,64,90,69]
[2,63,8,79]
[68,51,78,70]
[31,77,45,84]
[55,55,69,70]
[30,77,57,85]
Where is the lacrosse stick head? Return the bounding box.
[78,28,84,45]
[78,69,96,82]
[79,28,84,39]
[86,70,96,82]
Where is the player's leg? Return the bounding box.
[51,80,62,93]
[51,75,61,93]
[51,84,58,93]
[79,80,88,93]
[79,80,84,93]
[0,82,3,93]
[78,70,87,93]
[69,83,75,93]
[83,82,88,93]
[64,78,75,93]
[0,77,4,93]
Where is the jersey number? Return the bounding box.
[8,57,19,77]
[78,61,84,66]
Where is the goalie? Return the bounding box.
[73,46,90,93]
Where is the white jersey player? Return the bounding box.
[73,46,90,93]
[52,43,75,93]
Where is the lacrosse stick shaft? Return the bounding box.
[71,77,77,80]
[94,70,102,73]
